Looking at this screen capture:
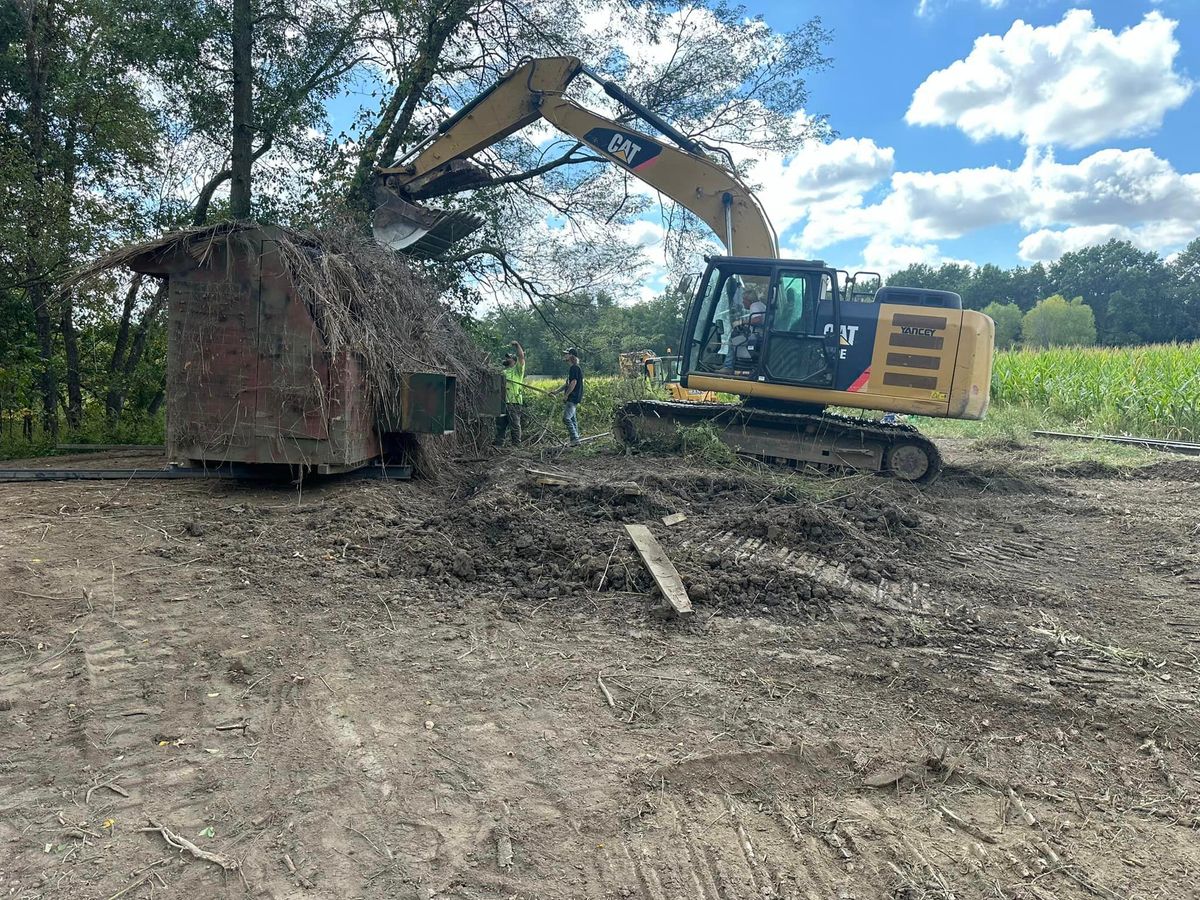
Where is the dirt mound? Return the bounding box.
[362,461,935,619]
[1140,457,1200,482]
[938,462,1058,495]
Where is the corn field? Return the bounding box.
[991,343,1200,440]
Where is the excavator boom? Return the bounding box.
[372,56,777,259]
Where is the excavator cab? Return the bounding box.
[684,257,842,397]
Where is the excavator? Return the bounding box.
[618,350,717,403]
[372,57,994,482]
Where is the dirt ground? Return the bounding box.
[2,440,1199,900]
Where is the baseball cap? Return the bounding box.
[562,347,581,357]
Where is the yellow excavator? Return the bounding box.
[619,350,717,403]
[372,57,994,482]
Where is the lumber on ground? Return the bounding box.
[623,523,692,615]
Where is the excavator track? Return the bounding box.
[615,400,944,484]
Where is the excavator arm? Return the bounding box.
[372,56,778,259]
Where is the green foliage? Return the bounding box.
[677,421,737,465]
[0,406,164,460]
[888,260,1052,313]
[1021,295,1097,348]
[981,301,1022,349]
[1049,240,1172,342]
[890,241,1196,345]
[523,374,649,444]
[477,289,689,376]
[989,343,1200,440]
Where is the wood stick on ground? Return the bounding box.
[596,536,621,591]
[622,523,692,615]
[1007,787,1037,826]
[597,673,616,708]
[378,595,397,633]
[85,778,130,803]
[938,805,998,844]
[1139,738,1183,798]
[103,873,155,900]
[31,630,78,670]
[141,819,238,870]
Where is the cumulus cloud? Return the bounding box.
[907,10,1193,148]
[746,135,894,235]
[785,144,1200,270]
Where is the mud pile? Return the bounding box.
[375,462,932,618]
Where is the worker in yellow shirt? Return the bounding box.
[495,340,526,446]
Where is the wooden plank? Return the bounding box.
[623,523,692,616]
[661,512,687,527]
[523,467,578,486]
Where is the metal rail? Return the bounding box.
[1032,430,1200,456]
[0,465,413,483]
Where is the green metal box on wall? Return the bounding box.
[379,373,457,434]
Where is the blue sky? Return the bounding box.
[761,0,1199,271]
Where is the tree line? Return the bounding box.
[888,238,1200,348]
[1,0,831,450]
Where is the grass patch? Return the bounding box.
[0,410,166,460]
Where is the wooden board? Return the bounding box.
[661,512,687,527]
[623,524,692,616]
[523,467,578,486]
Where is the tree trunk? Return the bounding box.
[29,279,58,436]
[147,389,165,417]
[106,273,143,423]
[348,0,470,207]
[23,0,57,436]
[106,280,167,424]
[60,293,82,428]
[229,0,254,219]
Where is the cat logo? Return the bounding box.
[584,127,663,171]
[607,133,643,165]
[823,323,860,359]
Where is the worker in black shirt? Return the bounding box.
[551,347,584,445]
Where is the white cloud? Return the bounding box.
[907,10,1193,148]
[784,143,1200,271]
[917,0,1006,18]
[744,134,894,235]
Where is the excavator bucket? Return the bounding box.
[371,162,489,258]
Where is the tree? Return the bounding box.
[1168,238,1200,341]
[961,263,1013,311]
[1048,240,1171,343]
[137,0,370,225]
[335,0,834,304]
[1021,295,1097,348]
[1008,263,1052,312]
[1,0,160,433]
[982,301,1021,349]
